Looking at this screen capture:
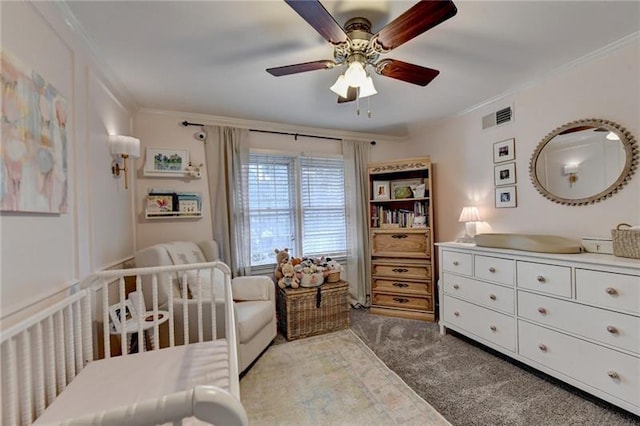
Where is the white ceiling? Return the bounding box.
[61,1,640,137]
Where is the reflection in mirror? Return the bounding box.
[530,119,638,205]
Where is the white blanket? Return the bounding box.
[35,340,230,425]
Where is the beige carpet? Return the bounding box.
[240,329,450,425]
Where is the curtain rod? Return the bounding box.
[180,120,376,144]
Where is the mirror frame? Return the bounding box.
[529,118,638,206]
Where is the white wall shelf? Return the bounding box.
[145,189,202,220]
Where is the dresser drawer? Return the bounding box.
[372,260,431,280]
[443,295,515,352]
[518,291,640,354]
[441,250,472,276]
[517,261,571,298]
[373,293,432,311]
[518,320,640,406]
[443,273,514,314]
[576,269,640,315]
[474,255,514,286]
[371,230,430,258]
[372,279,430,296]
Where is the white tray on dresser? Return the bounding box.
[437,242,640,416]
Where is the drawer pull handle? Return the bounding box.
[489,294,496,301]
[392,268,409,273]
[453,261,459,266]
[536,275,546,283]
[453,284,460,290]
[393,297,410,304]
[605,287,618,296]
[607,371,620,379]
[489,267,496,273]
[454,311,460,317]
[392,282,409,288]
[391,234,408,239]
[489,325,497,332]
[537,307,547,315]
[606,325,618,334]
[538,344,548,352]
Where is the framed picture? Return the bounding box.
[146,194,175,213]
[373,181,390,200]
[390,179,422,199]
[109,300,137,333]
[495,186,517,208]
[494,162,516,186]
[145,147,189,174]
[493,138,515,163]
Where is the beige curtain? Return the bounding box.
[203,125,251,276]
[342,139,371,307]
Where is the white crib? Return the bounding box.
[1,262,248,426]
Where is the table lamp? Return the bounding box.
[458,206,482,243]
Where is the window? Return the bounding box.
[248,153,346,267]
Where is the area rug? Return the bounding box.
[240,329,450,425]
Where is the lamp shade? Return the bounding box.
[458,206,481,223]
[344,61,367,88]
[329,75,350,98]
[108,135,140,158]
[358,76,377,98]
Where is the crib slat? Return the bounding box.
[64,306,76,382]
[19,330,34,425]
[182,273,189,345]
[73,300,83,373]
[3,337,19,426]
[168,274,175,348]
[136,275,145,352]
[45,316,56,404]
[82,293,93,364]
[119,277,128,356]
[152,273,159,351]
[195,270,204,343]
[34,322,46,418]
[210,266,216,340]
[55,311,67,394]
[102,279,111,359]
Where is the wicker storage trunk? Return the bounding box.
[277,280,350,341]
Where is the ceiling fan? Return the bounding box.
[267,0,458,104]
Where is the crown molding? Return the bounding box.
[137,108,408,143]
[456,31,640,118]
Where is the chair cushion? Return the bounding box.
[235,301,274,344]
[165,241,207,265]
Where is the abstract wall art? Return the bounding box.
[1,50,68,213]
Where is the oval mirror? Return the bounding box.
[530,119,638,205]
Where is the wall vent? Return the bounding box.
[482,106,513,130]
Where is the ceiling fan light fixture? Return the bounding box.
[358,76,377,98]
[330,74,350,98]
[344,61,367,87]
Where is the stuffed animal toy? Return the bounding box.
[274,248,290,280]
[278,261,299,289]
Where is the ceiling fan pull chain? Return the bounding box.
[367,97,372,118]
[356,88,360,116]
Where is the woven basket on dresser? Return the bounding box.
[277,280,349,341]
[611,223,640,259]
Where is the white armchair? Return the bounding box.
[134,241,276,373]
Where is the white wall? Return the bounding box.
[0,2,136,326]
[403,39,640,243]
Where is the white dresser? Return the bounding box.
[437,242,640,416]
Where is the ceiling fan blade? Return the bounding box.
[284,0,349,45]
[267,60,336,76]
[337,87,358,104]
[374,0,457,52]
[376,59,440,86]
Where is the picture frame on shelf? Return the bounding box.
[494,162,516,186]
[493,138,515,163]
[495,185,517,208]
[373,181,390,200]
[390,178,422,199]
[146,194,175,213]
[144,147,189,174]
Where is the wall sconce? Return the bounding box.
[562,163,580,187]
[458,206,482,243]
[109,135,140,189]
